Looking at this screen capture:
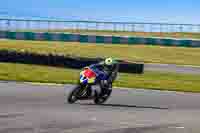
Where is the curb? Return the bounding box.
[22,82,193,94]
[25,82,64,86]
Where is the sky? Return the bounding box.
[0,0,200,24]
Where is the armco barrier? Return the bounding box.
[0,50,144,74]
[0,31,200,47]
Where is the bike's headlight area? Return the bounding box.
[80,74,96,84]
[82,79,88,84]
[80,75,88,84]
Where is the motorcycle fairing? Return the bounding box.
[80,68,96,84]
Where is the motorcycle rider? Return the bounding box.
[88,57,119,96]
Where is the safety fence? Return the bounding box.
[0,31,200,47]
[1,18,200,33]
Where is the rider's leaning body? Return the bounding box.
[88,58,119,92]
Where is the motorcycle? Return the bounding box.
[67,66,113,104]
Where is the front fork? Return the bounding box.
[77,84,95,98]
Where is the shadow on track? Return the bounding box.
[78,103,169,110]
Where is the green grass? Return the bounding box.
[19,29,200,39]
[1,40,200,66]
[1,62,200,92]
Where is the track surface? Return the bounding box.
[0,82,200,133]
[145,63,200,74]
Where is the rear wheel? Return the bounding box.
[94,88,112,105]
[67,85,81,104]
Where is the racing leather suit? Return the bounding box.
[89,61,119,94]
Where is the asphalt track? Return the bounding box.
[0,81,200,133]
[145,63,200,74]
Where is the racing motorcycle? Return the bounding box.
[67,66,113,104]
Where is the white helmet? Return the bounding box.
[105,58,114,66]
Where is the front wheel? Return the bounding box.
[67,85,81,104]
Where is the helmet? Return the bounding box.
[105,58,114,66]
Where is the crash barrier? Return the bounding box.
[0,50,144,74]
[0,31,200,47]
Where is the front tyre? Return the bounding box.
[67,85,81,104]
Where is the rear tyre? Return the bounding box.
[67,85,81,104]
[94,88,112,105]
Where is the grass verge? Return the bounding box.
[1,40,200,66]
[1,62,200,93]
